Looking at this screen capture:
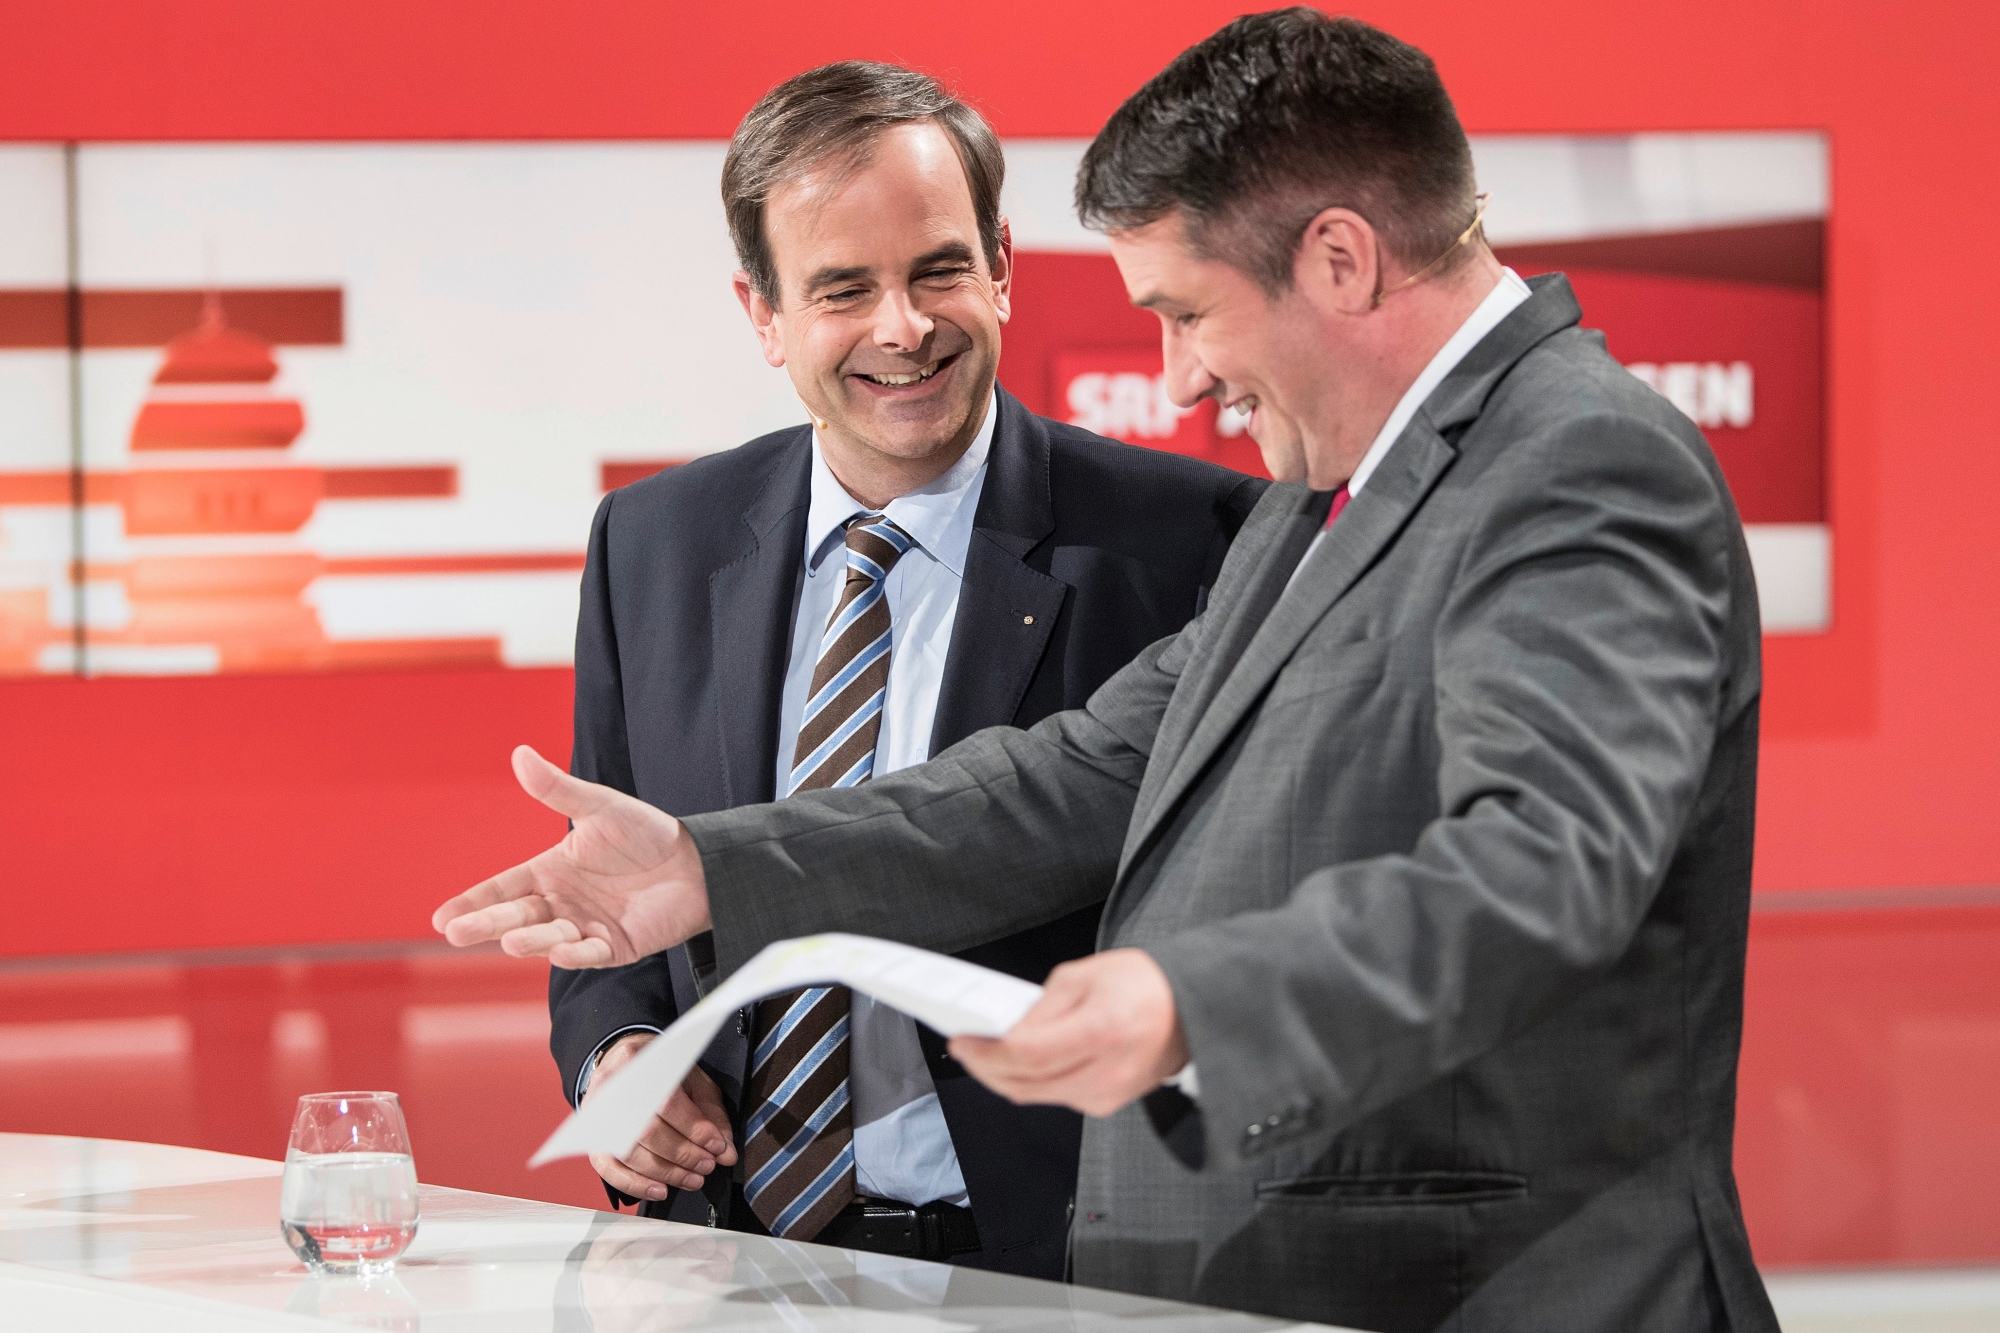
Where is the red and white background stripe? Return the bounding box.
[0,131,1825,678]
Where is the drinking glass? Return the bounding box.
[281,1091,420,1275]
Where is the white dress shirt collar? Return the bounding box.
[1345,267,1532,498]
[804,393,997,578]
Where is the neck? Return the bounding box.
[1308,251,1505,489]
[818,395,987,511]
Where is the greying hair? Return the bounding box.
[722,61,1006,307]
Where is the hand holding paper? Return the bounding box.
[531,934,1046,1166]
[587,1038,737,1200]
[948,947,1192,1118]
[431,745,711,969]
[531,933,1197,1167]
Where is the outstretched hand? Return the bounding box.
[431,746,711,968]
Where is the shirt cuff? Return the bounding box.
[1164,1061,1200,1100]
[575,1024,663,1105]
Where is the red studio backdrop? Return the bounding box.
[5,0,1995,932]
[2,0,1999,1268]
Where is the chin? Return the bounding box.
[1253,437,1308,486]
[857,420,962,462]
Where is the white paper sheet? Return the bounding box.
[529,934,1046,1166]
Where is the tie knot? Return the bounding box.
[843,513,914,580]
[1324,484,1352,529]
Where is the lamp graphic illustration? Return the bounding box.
[0,285,593,675]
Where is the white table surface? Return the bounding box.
[0,1133,1338,1331]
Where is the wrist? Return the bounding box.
[598,1031,655,1071]
[579,1027,659,1104]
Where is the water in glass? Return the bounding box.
[281,1091,419,1274]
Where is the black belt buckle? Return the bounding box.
[822,1198,979,1261]
[916,1199,981,1261]
[852,1201,920,1256]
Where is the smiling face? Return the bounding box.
[1110,210,1390,490]
[737,121,1011,500]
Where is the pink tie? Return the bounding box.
[1325,484,1352,528]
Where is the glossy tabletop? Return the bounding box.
[0,1134,1340,1331]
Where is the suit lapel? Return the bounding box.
[1116,273,1587,879]
[1117,431,1456,879]
[707,433,812,808]
[930,390,1066,751]
[1124,484,1327,841]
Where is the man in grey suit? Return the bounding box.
[437,11,1779,1331]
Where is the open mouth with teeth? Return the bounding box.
[853,351,960,390]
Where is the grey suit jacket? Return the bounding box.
[684,275,1779,1333]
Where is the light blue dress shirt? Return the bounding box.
[770,394,997,1208]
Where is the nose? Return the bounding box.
[1160,323,1218,410]
[873,286,934,354]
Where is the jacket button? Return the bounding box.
[1023,615,1035,625]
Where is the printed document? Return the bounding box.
[530,933,1043,1166]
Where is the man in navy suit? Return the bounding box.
[546,60,1262,1277]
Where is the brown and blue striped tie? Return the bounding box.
[742,512,914,1238]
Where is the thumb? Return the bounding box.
[512,745,611,822]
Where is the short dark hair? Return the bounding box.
[722,61,1006,307]
[1076,9,1478,293]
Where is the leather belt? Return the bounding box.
[813,1196,981,1262]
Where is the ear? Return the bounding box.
[1294,207,1379,317]
[988,217,1015,326]
[733,270,788,369]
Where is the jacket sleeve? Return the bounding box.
[548,490,684,1108]
[684,481,1307,977]
[686,607,1206,979]
[1145,409,1744,1171]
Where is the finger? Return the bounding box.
[635,1120,720,1175]
[952,1027,1097,1104]
[956,1004,1100,1083]
[432,861,542,934]
[500,918,583,958]
[681,1067,739,1163]
[628,1140,712,1191]
[591,1151,673,1202]
[951,1045,1099,1112]
[943,972,1088,1073]
[688,1099,737,1166]
[443,893,556,947]
[659,1089,731,1160]
[548,934,617,969]
[513,745,620,822]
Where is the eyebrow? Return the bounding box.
[800,243,980,298]
[1131,288,1188,313]
[802,264,874,294]
[911,242,977,269]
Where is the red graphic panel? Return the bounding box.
[0,286,345,350]
[1004,242,1825,525]
[1559,268,1823,523]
